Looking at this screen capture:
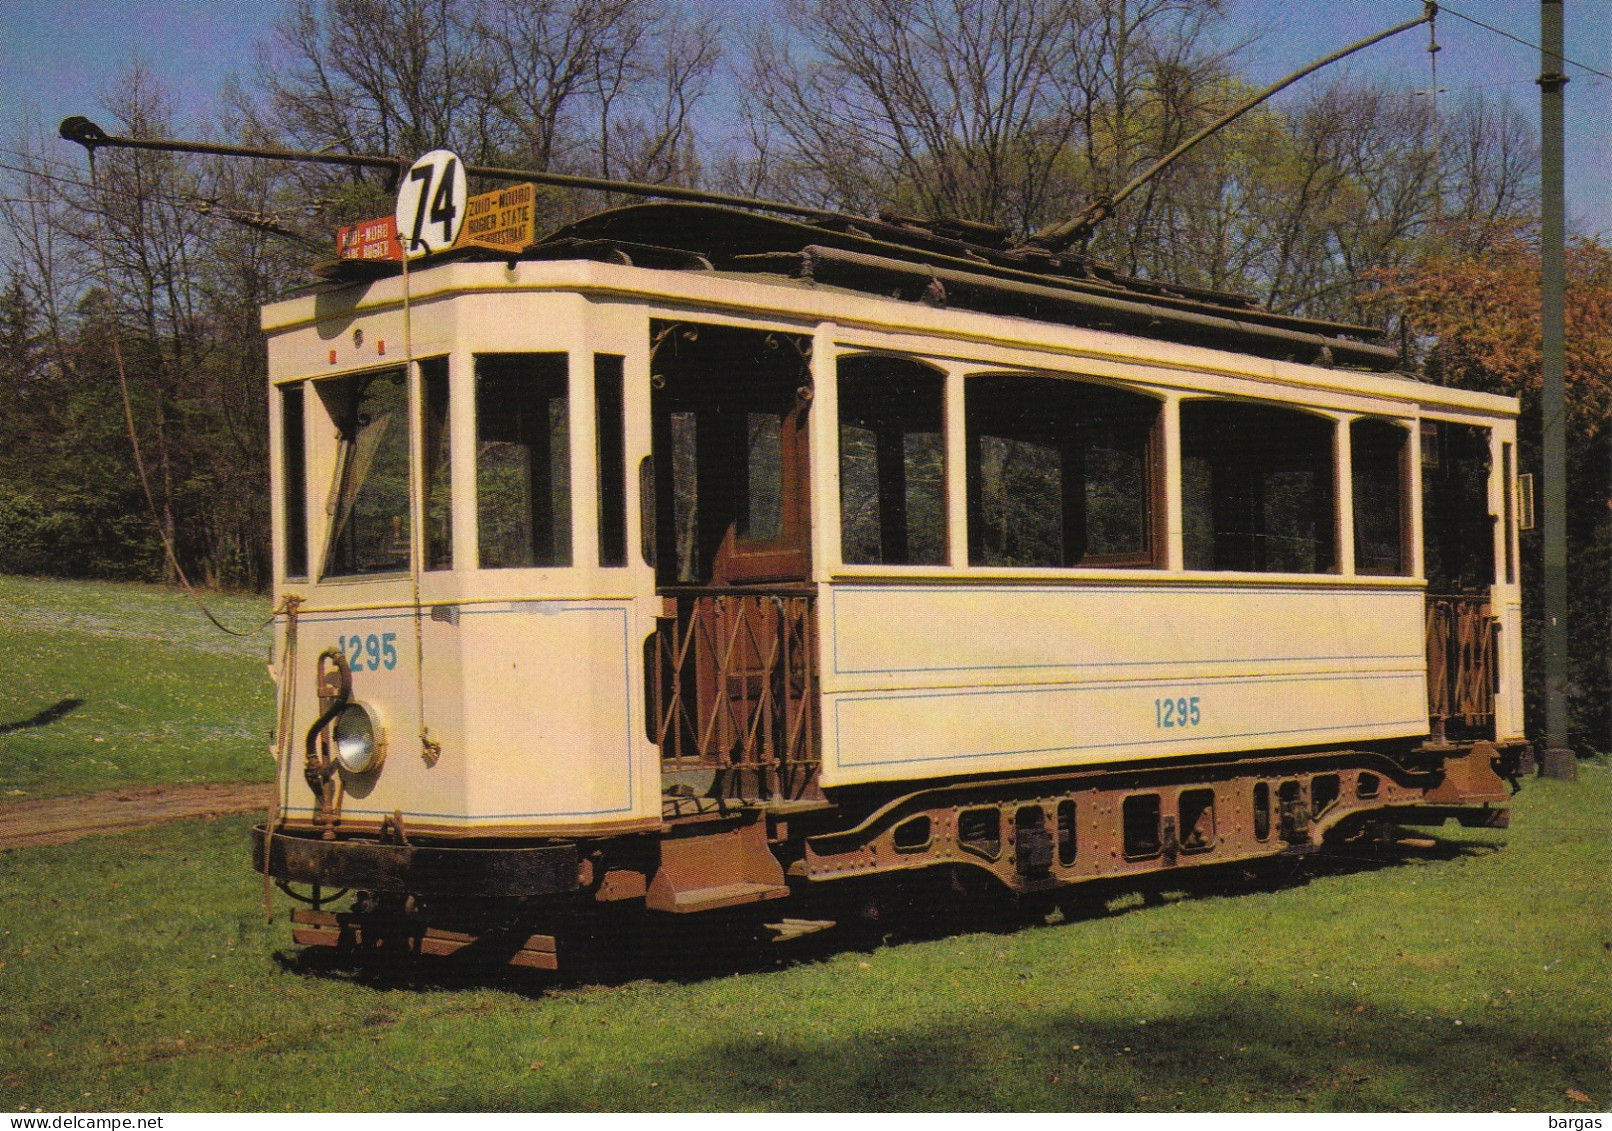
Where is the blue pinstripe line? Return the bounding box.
[301,601,638,818]
[832,717,1430,768]
[829,585,1422,676]
[333,805,638,820]
[831,582,1418,597]
[831,671,1425,766]
[831,670,1421,703]
[834,653,1424,676]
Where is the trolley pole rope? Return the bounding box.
[80,145,283,639]
[400,251,442,768]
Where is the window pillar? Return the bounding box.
[1161,394,1183,572]
[1408,418,1426,580]
[451,347,478,568]
[1333,413,1356,577]
[945,366,969,568]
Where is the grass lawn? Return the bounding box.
[0,576,276,799]
[0,575,1606,1112]
[0,769,1606,1113]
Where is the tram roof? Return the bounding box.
[308,201,1401,371]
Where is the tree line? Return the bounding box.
[0,0,1605,748]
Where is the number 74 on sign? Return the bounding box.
[335,150,536,262]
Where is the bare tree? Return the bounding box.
[470,0,718,214]
[586,6,718,185]
[1441,92,1538,239]
[249,0,719,229]
[737,0,1236,234]
[0,117,89,373]
[732,0,1539,327]
[741,0,1094,227]
[261,0,487,162]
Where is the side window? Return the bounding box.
[595,354,627,567]
[476,353,571,569]
[838,355,946,565]
[319,368,412,578]
[1351,418,1408,576]
[279,383,308,579]
[1181,401,1336,574]
[966,376,1158,568]
[420,357,452,571]
[1421,420,1494,592]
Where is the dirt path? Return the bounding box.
[0,782,275,850]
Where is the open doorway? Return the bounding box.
[1421,421,1496,739]
[648,321,813,587]
[645,321,820,801]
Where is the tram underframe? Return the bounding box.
[789,742,1514,898]
[268,740,1516,969]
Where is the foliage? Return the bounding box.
[0,68,282,588]
[1375,229,1612,439]
[1370,229,1612,753]
[0,767,1607,1111]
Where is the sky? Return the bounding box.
[1,0,1608,235]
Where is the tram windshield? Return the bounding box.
[320,367,412,578]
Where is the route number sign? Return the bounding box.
[395,150,467,258]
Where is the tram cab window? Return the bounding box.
[1421,420,1493,592]
[1351,418,1409,576]
[838,356,946,565]
[475,353,571,569]
[420,357,452,570]
[319,367,412,578]
[279,383,308,579]
[965,376,1158,568]
[1181,401,1335,574]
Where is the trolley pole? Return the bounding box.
[1538,0,1575,779]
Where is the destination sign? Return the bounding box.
[335,215,403,262]
[334,178,536,261]
[457,183,536,252]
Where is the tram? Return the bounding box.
[254,201,1524,968]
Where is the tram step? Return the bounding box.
[646,815,790,913]
[765,917,837,942]
[655,880,791,912]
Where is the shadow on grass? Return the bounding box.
[270,832,1504,998]
[469,985,1592,1112]
[0,697,85,735]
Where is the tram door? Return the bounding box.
[1421,421,1497,739]
[645,321,820,796]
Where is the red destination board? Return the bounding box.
[336,215,404,261]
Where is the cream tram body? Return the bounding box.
[265,254,1524,848]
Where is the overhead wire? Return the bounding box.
[1437,2,1612,81]
[0,150,330,250]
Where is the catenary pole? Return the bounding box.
[1538,0,1575,779]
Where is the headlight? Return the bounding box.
[333,702,386,775]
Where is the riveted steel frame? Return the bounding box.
[798,745,1510,895]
